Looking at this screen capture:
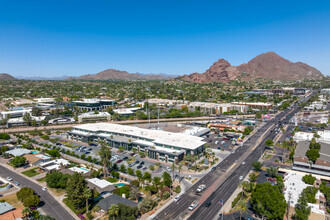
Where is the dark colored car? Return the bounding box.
[122,157,128,160]
[137,165,143,169]
[211,167,216,171]
[135,160,140,164]
[55,142,62,146]
[140,161,145,165]
[116,159,123,164]
[90,143,97,147]
[23,164,30,169]
[205,201,212,207]
[143,167,148,170]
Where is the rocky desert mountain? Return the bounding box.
[67,69,174,81]
[179,52,324,83]
[0,73,16,80]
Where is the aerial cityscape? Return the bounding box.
[0,1,329,220]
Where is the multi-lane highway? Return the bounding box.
[156,93,310,220]
[0,165,75,220]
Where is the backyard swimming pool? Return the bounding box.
[114,183,125,187]
[31,150,38,154]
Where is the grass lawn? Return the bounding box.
[106,177,119,183]
[50,187,66,197]
[1,192,24,209]
[37,177,46,182]
[63,198,78,214]
[22,168,40,177]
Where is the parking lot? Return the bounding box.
[203,133,241,152]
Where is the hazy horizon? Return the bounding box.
[1,0,329,77]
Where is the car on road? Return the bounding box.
[42,187,48,191]
[239,176,243,181]
[14,181,20,186]
[211,167,216,171]
[189,200,199,211]
[197,184,206,193]
[174,196,181,202]
[6,177,13,181]
[242,161,246,165]
[205,201,212,207]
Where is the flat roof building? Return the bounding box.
[39,159,70,173]
[72,99,116,112]
[5,148,31,157]
[77,112,111,123]
[0,202,15,215]
[67,123,206,163]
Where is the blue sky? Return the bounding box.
[0,0,329,77]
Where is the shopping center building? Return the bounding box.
[67,123,206,163]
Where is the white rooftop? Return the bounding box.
[284,170,325,214]
[78,112,110,117]
[73,123,206,150]
[35,154,51,160]
[69,167,90,174]
[88,178,113,188]
[5,148,31,157]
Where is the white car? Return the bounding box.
[239,176,243,181]
[166,167,172,172]
[189,200,199,211]
[197,184,206,193]
[42,187,48,191]
[174,196,181,202]
[242,161,246,165]
[6,177,13,181]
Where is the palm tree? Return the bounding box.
[237,201,248,220]
[171,162,176,182]
[98,143,111,176]
[108,204,119,220]
[238,181,250,197]
[178,164,183,180]
[83,188,92,213]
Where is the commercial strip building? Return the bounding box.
[77,112,111,123]
[0,109,31,119]
[67,123,206,163]
[230,101,273,109]
[293,140,330,176]
[72,99,116,111]
[146,99,249,114]
[113,107,141,117]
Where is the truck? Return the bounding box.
[197,184,206,193]
[189,200,199,210]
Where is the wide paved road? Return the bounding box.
[0,165,75,220]
[155,94,307,220]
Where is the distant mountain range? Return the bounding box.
[0,52,325,82]
[179,52,324,83]
[0,73,16,80]
[67,69,175,81]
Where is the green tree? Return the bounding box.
[302,174,316,185]
[238,200,248,220]
[10,156,26,167]
[120,164,127,173]
[127,167,135,176]
[252,161,262,171]
[143,172,152,182]
[162,171,172,187]
[306,149,320,163]
[255,112,262,119]
[251,182,286,219]
[249,172,258,182]
[265,139,274,147]
[108,204,119,220]
[98,144,112,176]
[46,171,70,189]
[83,188,92,213]
[293,194,311,220]
[138,196,158,214]
[136,170,143,184]
[266,167,278,178]
[66,172,88,208]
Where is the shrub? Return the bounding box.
[302,174,316,185]
[162,191,170,200]
[231,193,242,208]
[0,133,10,140]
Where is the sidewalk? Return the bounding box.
[0,161,80,220]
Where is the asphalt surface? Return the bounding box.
[0,165,75,220]
[155,93,312,220]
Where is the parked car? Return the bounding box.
[23,164,30,169]
[140,161,145,165]
[143,167,148,170]
[116,159,123,164]
[174,196,181,202]
[0,194,3,197]
[41,187,48,191]
[6,177,13,181]
[122,156,128,160]
[166,167,172,172]
[128,163,135,167]
[137,165,143,169]
[135,160,140,164]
